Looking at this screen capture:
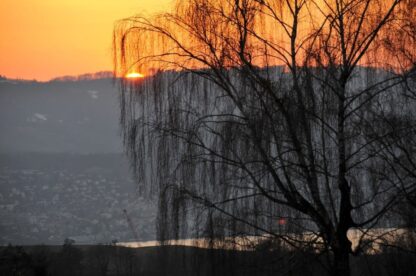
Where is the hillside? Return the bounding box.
[0,78,122,153]
[0,77,156,245]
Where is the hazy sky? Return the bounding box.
[0,0,171,81]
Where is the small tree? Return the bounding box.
[51,239,83,276]
[114,0,415,275]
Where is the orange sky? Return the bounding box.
[0,0,171,81]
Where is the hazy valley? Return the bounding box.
[0,77,156,245]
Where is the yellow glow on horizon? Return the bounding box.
[125,72,145,79]
[0,0,170,81]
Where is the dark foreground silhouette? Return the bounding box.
[1,240,415,276]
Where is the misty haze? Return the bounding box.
[0,74,157,247]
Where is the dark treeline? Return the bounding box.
[1,239,416,276]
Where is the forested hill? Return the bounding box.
[0,77,122,153]
[0,76,156,245]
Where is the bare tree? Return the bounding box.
[113,0,415,275]
[367,0,416,233]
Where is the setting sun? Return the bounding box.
[0,0,170,81]
[125,72,145,79]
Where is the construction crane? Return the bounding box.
[123,209,139,241]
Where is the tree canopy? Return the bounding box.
[113,1,415,275]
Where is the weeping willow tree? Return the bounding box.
[113,0,415,275]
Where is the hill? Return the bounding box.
[0,76,156,245]
[0,77,123,153]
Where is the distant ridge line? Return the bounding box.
[50,71,114,82]
[0,71,115,83]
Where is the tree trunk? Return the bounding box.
[332,249,350,276]
[330,233,352,276]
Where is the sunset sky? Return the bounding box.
[0,0,171,81]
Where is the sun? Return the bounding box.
[125,72,145,79]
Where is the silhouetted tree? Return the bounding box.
[86,245,113,276]
[31,245,52,276]
[0,245,33,275]
[114,0,415,275]
[50,239,83,276]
